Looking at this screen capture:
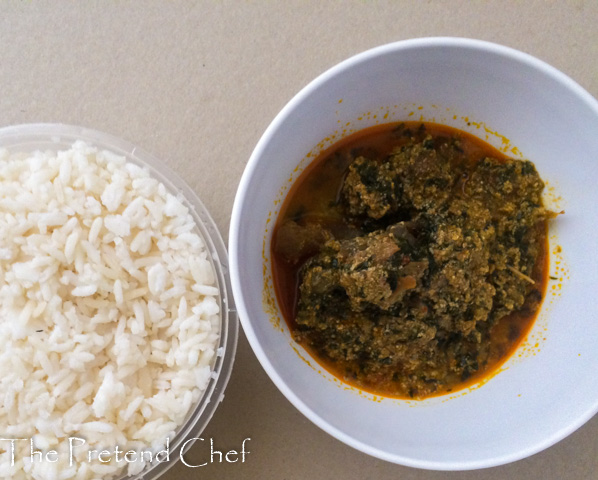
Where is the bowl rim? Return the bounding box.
[229,36,598,470]
[0,122,240,479]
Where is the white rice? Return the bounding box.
[0,141,221,479]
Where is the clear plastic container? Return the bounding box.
[0,123,238,479]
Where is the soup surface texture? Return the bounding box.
[272,122,550,399]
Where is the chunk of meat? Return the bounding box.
[297,222,428,317]
[273,220,331,264]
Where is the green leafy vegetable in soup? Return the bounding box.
[271,122,553,399]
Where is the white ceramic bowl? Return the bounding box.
[229,38,598,470]
[0,123,239,479]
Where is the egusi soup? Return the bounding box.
[271,122,552,399]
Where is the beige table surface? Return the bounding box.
[1,1,597,479]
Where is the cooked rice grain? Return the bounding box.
[0,141,220,479]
